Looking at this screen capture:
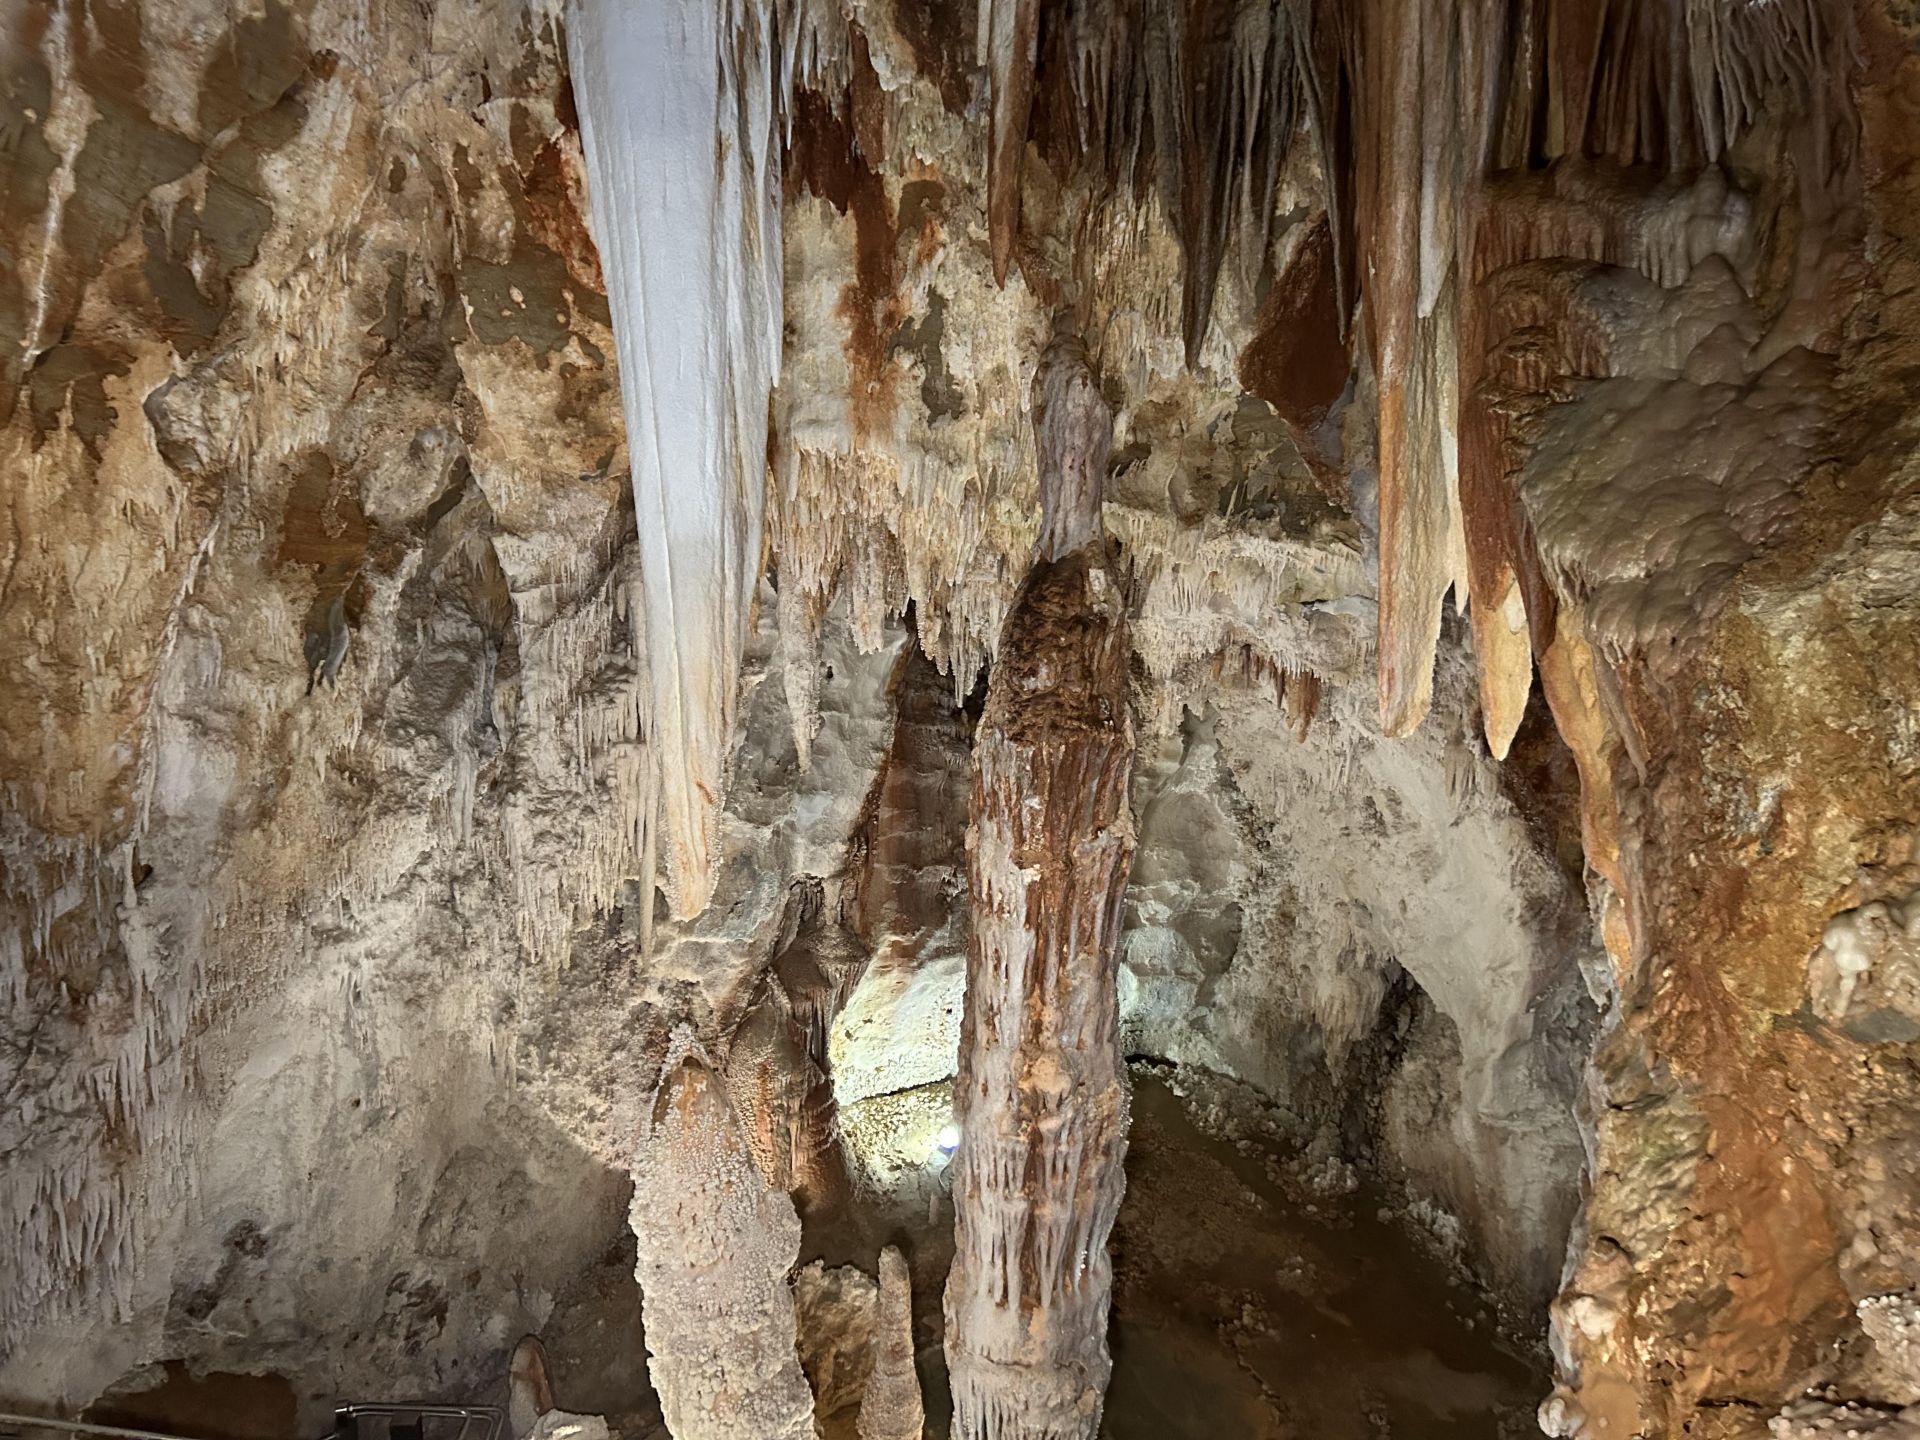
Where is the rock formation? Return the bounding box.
[857,1247,925,1440]
[944,336,1135,1439]
[626,1033,816,1440]
[791,1258,879,1424]
[509,1335,558,1440]
[3,2,1919,1437]
[509,1335,612,1440]
[566,0,785,918]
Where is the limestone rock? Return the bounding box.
[944,339,1134,1440]
[628,1034,816,1440]
[858,1247,925,1440]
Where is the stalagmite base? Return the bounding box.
[856,1247,925,1440]
[944,338,1135,1440]
[627,1032,817,1440]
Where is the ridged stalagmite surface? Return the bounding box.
[944,338,1135,1440]
[856,1246,925,1440]
[628,1032,817,1440]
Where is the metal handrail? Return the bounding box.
[0,1403,505,1440]
[332,1405,503,1440]
[0,1415,217,1440]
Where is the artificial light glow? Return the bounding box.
[935,1123,961,1154]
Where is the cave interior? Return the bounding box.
[3,1,1920,1438]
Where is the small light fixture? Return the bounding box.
[934,1122,961,1156]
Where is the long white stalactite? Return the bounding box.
[567,0,782,919]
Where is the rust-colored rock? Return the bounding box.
[944,338,1135,1440]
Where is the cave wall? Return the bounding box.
[4,0,1920,1436]
[0,0,905,1422]
[1,1,641,1412]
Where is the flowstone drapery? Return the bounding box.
[567,0,782,918]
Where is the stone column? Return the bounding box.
[857,1246,926,1440]
[944,336,1135,1439]
[628,1030,817,1440]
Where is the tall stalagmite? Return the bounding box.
[567,0,781,918]
[856,1246,925,1440]
[628,1031,817,1440]
[944,336,1135,1439]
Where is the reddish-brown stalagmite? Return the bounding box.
[944,334,1135,1439]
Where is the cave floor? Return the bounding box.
[1098,1073,1544,1439]
[827,1067,1546,1439]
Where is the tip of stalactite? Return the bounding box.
[982,0,1036,290]
[663,804,720,923]
[1284,672,1319,744]
[668,876,715,924]
[1182,286,1211,373]
[1482,690,1523,763]
[990,221,1015,289]
[1376,672,1430,742]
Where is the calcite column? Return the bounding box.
[944,337,1135,1439]
[628,1030,817,1440]
[857,1246,926,1440]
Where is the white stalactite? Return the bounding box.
[567,0,782,918]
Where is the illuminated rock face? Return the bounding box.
[944,339,1135,1440]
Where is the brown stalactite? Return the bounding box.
[981,0,1855,748]
[983,0,1041,286]
[1456,290,1541,761]
[1283,668,1321,742]
[1451,0,1538,761]
[1295,0,1852,746]
[944,337,1135,1440]
[1237,213,1352,501]
[1457,397,1540,758]
[1035,0,1302,364]
[1156,0,1301,365]
[784,29,906,447]
[1296,0,1359,333]
[1350,0,1465,738]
